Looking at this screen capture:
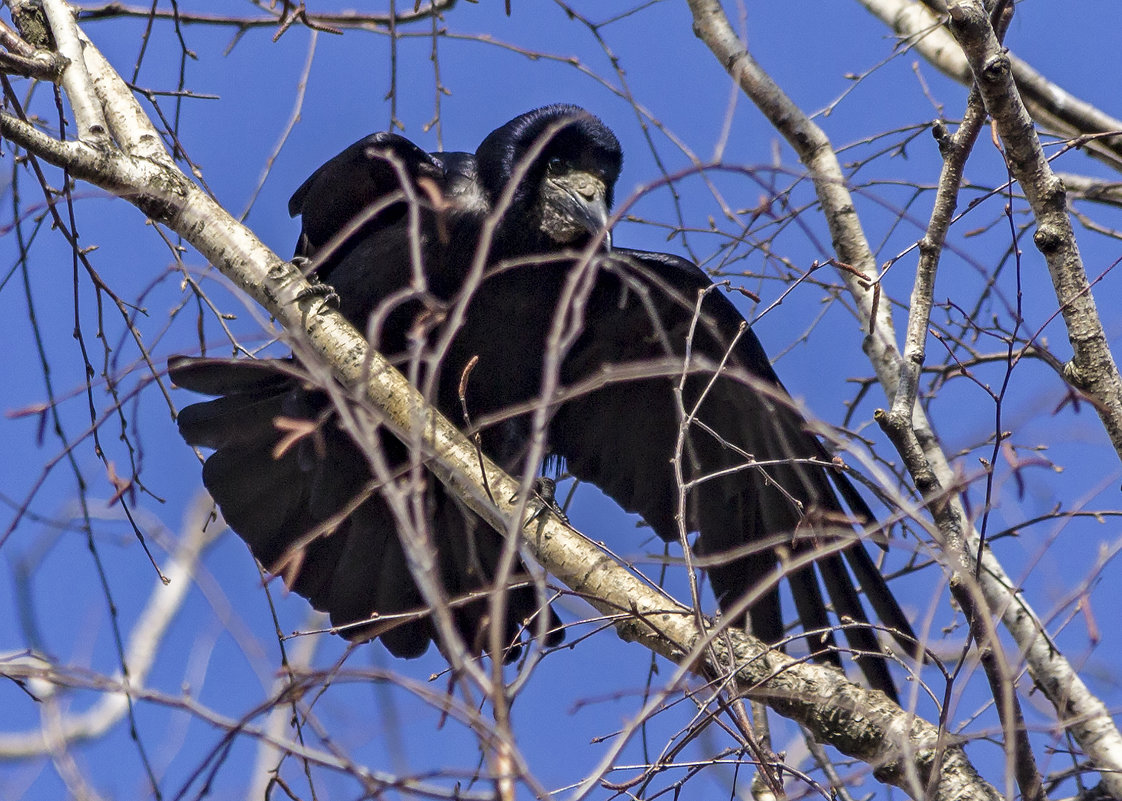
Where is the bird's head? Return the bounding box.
[476,105,622,250]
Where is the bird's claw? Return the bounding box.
[295,276,340,309]
[516,476,568,527]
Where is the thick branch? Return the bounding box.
[943,4,1122,794]
[40,0,108,142]
[947,1,1122,462]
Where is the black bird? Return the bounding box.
[170,105,915,696]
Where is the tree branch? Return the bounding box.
[40,0,108,143]
[943,4,1122,795]
[947,1,1122,463]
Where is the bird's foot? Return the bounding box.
[294,271,340,308]
[516,476,568,527]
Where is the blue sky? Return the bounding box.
[3,1,1122,798]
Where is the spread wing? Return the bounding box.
[171,355,560,658]
[169,131,560,660]
[550,248,915,698]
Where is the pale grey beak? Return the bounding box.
[542,170,611,248]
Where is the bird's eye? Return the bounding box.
[547,157,565,173]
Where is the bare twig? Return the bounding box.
[74,1,456,29]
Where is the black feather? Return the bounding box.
[170,107,914,697]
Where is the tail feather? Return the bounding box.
[787,559,843,667]
[692,381,913,698]
[845,541,922,659]
[817,552,899,702]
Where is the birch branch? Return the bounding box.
[947,0,1122,463]
[39,0,108,143]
